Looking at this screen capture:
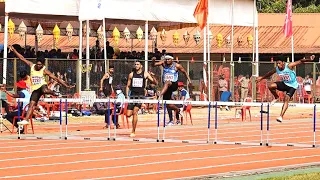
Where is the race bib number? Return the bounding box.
[132,78,143,87]
[279,74,291,81]
[31,76,42,85]
[164,74,174,81]
[109,77,113,84]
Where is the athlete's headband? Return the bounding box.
[164,55,174,60]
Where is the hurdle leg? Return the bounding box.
[157,101,160,142]
[65,99,68,140]
[260,103,263,146]
[113,101,116,141]
[59,99,63,139]
[207,102,211,143]
[313,104,316,148]
[214,102,218,144]
[107,99,111,140]
[266,104,270,146]
[162,101,166,142]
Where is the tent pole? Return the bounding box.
[230,0,235,101]
[203,26,207,101]
[207,0,211,101]
[3,13,8,85]
[86,20,90,90]
[103,18,108,73]
[144,21,148,72]
[77,20,83,93]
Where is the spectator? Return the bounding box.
[1,81,31,134]
[239,74,250,102]
[218,74,228,100]
[303,75,312,94]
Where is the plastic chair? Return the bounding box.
[12,104,34,134]
[234,97,252,122]
[182,98,193,125]
[121,103,130,129]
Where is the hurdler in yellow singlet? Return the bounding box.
[30,64,47,91]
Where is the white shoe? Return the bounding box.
[271,99,278,106]
[276,117,283,123]
[17,120,29,125]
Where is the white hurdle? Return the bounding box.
[11,98,318,148]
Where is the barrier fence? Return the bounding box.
[1,58,320,103]
[6,98,319,149]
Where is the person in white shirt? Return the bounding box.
[303,75,312,94]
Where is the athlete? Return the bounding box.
[126,60,157,137]
[257,55,315,122]
[152,54,191,119]
[9,45,74,125]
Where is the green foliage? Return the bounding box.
[259,0,320,13]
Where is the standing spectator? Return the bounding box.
[103,41,114,59]
[303,75,312,94]
[239,74,250,102]
[100,65,114,97]
[92,40,101,59]
[218,74,228,100]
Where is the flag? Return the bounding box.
[193,0,208,30]
[283,0,293,37]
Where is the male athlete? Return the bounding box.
[9,45,74,125]
[126,60,157,137]
[257,55,315,122]
[152,54,191,119]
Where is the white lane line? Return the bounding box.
[0,146,259,170]
[168,162,320,180]
[0,147,316,179]
[0,141,107,149]
[83,154,320,180]
[0,143,208,162]
[0,142,159,154]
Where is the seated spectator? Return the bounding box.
[167,82,190,125]
[1,81,30,133]
[145,82,157,114]
[220,91,232,111]
[303,75,312,94]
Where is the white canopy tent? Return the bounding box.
[4,0,258,98]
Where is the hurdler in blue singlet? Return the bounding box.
[276,63,298,89]
[162,62,178,83]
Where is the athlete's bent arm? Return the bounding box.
[257,68,276,83]
[145,72,158,85]
[126,73,133,98]
[44,69,72,88]
[151,57,164,67]
[9,45,33,67]
[176,64,192,84]
[288,55,315,69]
[100,73,109,91]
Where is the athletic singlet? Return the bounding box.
[30,64,47,91]
[276,63,298,89]
[130,70,145,95]
[162,62,178,83]
[103,73,113,90]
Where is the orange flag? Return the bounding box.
[193,0,208,30]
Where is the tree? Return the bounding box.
[258,0,320,13]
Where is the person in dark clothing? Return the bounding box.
[100,65,114,97]
[126,60,157,137]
